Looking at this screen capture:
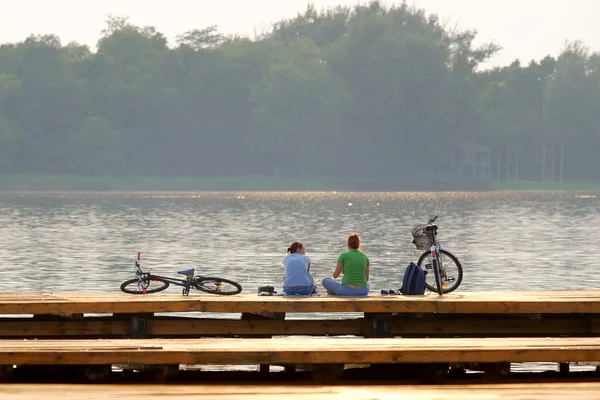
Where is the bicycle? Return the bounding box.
[120,252,243,296]
[411,216,463,295]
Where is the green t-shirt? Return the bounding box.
[337,249,369,287]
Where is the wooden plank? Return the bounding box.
[3,291,600,315]
[389,317,592,336]
[3,383,600,400]
[0,320,130,337]
[150,317,592,337]
[148,318,371,336]
[1,337,600,365]
[0,316,590,338]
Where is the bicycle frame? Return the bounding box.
[428,230,444,295]
[133,253,196,294]
[423,216,447,296]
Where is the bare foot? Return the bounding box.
[326,290,335,295]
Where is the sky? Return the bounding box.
[1,0,599,68]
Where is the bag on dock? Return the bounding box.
[400,262,427,295]
[258,285,276,294]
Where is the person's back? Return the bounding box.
[322,233,370,296]
[283,252,312,288]
[282,241,315,295]
[337,249,369,287]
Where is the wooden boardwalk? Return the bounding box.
[2,291,600,314]
[1,291,599,379]
[1,337,600,365]
[2,382,600,399]
[2,291,600,339]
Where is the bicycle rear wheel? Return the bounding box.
[194,277,242,295]
[120,277,170,294]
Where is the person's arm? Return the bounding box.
[307,262,311,273]
[333,262,343,279]
[366,263,370,281]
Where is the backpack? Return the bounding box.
[400,262,427,295]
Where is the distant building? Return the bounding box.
[453,141,493,182]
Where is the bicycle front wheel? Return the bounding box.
[120,277,170,294]
[195,277,242,295]
[417,249,463,294]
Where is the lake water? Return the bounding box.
[1,190,598,294]
[1,190,598,372]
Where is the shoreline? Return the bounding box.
[1,174,600,192]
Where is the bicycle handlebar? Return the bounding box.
[428,215,438,224]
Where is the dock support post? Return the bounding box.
[0,365,13,382]
[241,311,286,373]
[311,364,345,382]
[130,313,153,338]
[127,313,178,381]
[365,312,393,377]
[558,363,570,373]
[365,313,393,338]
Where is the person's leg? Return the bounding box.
[296,286,313,296]
[309,276,317,294]
[336,284,370,297]
[322,277,345,294]
[322,279,369,296]
[354,285,370,296]
[283,286,299,296]
[284,286,313,296]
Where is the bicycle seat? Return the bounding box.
[177,268,195,277]
[424,224,438,232]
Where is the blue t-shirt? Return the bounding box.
[283,253,312,287]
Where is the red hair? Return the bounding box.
[347,233,360,250]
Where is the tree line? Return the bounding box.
[0,1,599,182]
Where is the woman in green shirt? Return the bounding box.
[322,233,370,296]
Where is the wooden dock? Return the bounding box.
[0,291,600,383]
[3,290,600,314]
[2,291,600,339]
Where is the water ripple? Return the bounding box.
[1,190,598,294]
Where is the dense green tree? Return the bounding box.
[69,115,122,175]
[249,37,346,176]
[543,42,600,180]
[0,2,598,183]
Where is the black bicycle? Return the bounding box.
[120,252,243,296]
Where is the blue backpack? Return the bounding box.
[400,262,427,295]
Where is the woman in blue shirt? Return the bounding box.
[283,241,315,296]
